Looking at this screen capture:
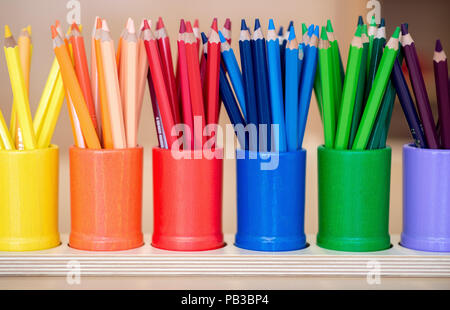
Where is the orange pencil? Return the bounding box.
[52,25,100,149]
[70,23,99,135]
[91,16,101,141]
[94,18,114,149]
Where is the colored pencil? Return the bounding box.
[298,25,319,147]
[334,26,363,149]
[0,108,14,150]
[365,18,385,102]
[4,25,36,150]
[136,20,149,127]
[70,23,99,136]
[252,19,271,152]
[91,16,101,141]
[434,39,450,148]
[367,15,377,76]
[352,27,400,150]
[219,30,246,119]
[266,19,287,152]
[205,19,221,126]
[326,20,343,117]
[52,25,101,149]
[401,24,439,149]
[222,18,232,45]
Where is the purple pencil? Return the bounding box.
[401,24,439,149]
[434,39,450,149]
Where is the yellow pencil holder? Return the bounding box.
[0,145,60,251]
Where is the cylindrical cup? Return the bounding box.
[317,146,391,252]
[69,146,144,251]
[401,144,450,252]
[235,149,307,251]
[0,145,60,251]
[152,147,224,251]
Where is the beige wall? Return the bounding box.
[1,0,414,236]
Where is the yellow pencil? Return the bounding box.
[4,25,36,150]
[0,109,15,150]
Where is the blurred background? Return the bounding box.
[0,0,449,236]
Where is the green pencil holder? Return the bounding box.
[317,145,391,252]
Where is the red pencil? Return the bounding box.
[70,22,99,135]
[142,20,176,147]
[177,19,194,149]
[185,21,205,149]
[222,18,232,45]
[156,17,180,124]
[193,19,200,54]
[206,19,221,125]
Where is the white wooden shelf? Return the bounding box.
[0,235,449,277]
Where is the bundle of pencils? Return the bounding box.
[1,25,65,151]
[394,24,449,149]
[217,18,319,152]
[142,17,222,151]
[319,16,401,150]
[50,17,146,149]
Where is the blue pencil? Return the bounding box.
[267,19,287,152]
[284,25,300,151]
[218,30,247,120]
[239,19,258,151]
[280,21,293,95]
[251,18,271,152]
[298,25,319,147]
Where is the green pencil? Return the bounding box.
[367,15,377,76]
[319,27,335,148]
[348,24,369,146]
[314,62,323,119]
[352,27,400,150]
[365,18,386,102]
[334,25,363,149]
[326,20,343,119]
[302,23,307,35]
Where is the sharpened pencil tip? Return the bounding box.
[302,23,307,35]
[211,18,218,31]
[400,23,408,35]
[71,22,80,32]
[156,17,164,30]
[241,19,247,30]
[4,25,12,38]
[194,19,199,28]
[186,21,193,33]
[435,39,443,52]
[254,18,261,31]
[96,17,102,29]
[26,25,32,35]
[50,25,58,39]
[268,19,275,30]
[102,19,110,32]
[355,25,362,37]
[307,24,314,36]
[288,20,294,29]
[370,15,376,26]
[127,17,135,34]
[392,26,401,39]
[320,26,328,40]
[326,20,334,32]
[380,18,385,27]
[314,25,319,37]
[277,26,283,36]
[218,30,226,43]
[143,19,150,30]
[224,18,231,30]
[358,16,363,26]
[179,19,186,33]
[201,32,208,44]
[288,25,296,40]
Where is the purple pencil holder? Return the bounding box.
[401,144,450,252]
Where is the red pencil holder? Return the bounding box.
[69,146,144,251]
[152,147,224,251]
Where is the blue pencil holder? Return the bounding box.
[235,149,307,251]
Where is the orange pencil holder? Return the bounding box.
[69,146,144,251]
[152,147,224,251]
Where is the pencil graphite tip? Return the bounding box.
[201,32,208,44]
[194,19,199,28]
[26,25,32,35]
[211,18,218,32]
[301,23,307,35]
[96,17,102,29]
[288,20,294,29]
[71,22,80,32]
[277,26,283,36]
[392,26,401,39]
[320,26,328,40]
[156,17,164,30]
[400,23,408,35]
[102,19,110,32]
[4,25,12,38]
[435,39,443,52]
[357,16,363,26]
[370,15,376,26]
[314,25,319,37]
[224,18,231,30]
[288,25,296,40]
[50,25,58,39]
[254,18,261,31]
[218,30,226,43]
[268,19,275,30]
[326,19,334,32]
[186,21,193,33]
[380,18,385,27]
[179,19,186,33]
[127,18,135,34]
[241,19,247,31]
[307,24,314,36]
[143,19,150,30]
